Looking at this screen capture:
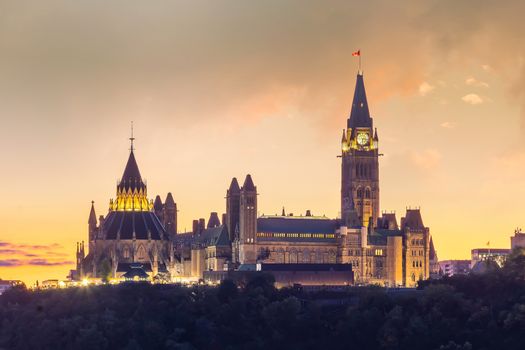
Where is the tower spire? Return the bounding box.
[129,121,135,152]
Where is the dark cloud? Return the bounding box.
[0,259,22,267]
[26,259,74,267]
[0,241,70,267]
[0,258,73,267]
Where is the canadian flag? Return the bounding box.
[352,50,360,56]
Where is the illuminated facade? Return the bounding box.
[74,140,176,281]
[74,72,437,287]
[223,73,436,287]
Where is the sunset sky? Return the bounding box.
[2,0,525,284]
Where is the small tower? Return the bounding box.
[153,195,164,221]
[164,193,177,235]
[88,201,97,241]
[76,241,85,280]
[225,177,241,241]
[239,174,257,264]
[207,212,221,228]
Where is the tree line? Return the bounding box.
[2,251,525,349]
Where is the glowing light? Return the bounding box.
[81,279,89,287]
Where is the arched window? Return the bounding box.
[289,249,298,264]
[365,188,371,199]
[329,250,336,263]
[303,249,310,263]
[357,187,363,198]
[123,246,130,259]
[137,245,146,260]
[277,249,285,263]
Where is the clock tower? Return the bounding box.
[341,73,379,228]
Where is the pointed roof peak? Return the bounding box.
[228,177,240,193]
[119,148,145,191]
[88,201,97,225]
[242,174,256,191]
[153,195,163,210]
[165,192,175,206]
[347,73,372,129]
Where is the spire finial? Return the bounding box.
[129,121,135,152]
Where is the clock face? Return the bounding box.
[356,132,369,146]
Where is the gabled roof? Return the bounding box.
[369,228,403,245]
[118,151,145,191]
[242,174,256,191]
[195,225,230,247]
[207,212,221,228]
[347,74,373,129]
[402,209,425,230]
[257,216,338,238]
[377,213,398,230]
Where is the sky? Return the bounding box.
[1,0,525,284]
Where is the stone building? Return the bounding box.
[75,72,437,287]
[222,73,436,287]
[74,140,175,281]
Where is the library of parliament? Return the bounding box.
[74,73,439,287]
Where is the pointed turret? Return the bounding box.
[228,177,241,193]
[207,212,221,228]
[242,174,256,191]
[347,74,373,129]
[153,195,163,211]
[163,192,177,235]
[165,192,175,207]
[281,207,286,216]
[226,177,241,242]
[429,236,437,260]
[373,128,378,140]
[88,201,97,226]
[341,129,347,143]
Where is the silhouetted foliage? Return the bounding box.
[98,259,112,283]
[4,253,525,349]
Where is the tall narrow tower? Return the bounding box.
[341,73,380,228]
[88,201,97,241]
[239,174,257,264]
[225,177,241,241]
[164,192,177,235]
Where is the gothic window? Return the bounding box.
[365,188,371,199]
[329,250,336,263]
[277,249,285,263]
[289,249,298,264]
[303,249,310,263]
[137,245,146,260]
[123,246,130,259]
[357,188,364,198]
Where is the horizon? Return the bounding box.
[2,0,525,285]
